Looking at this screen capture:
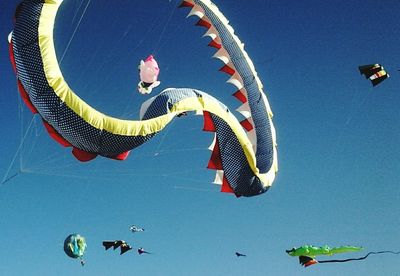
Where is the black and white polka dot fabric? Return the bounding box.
[11,0,275,197]
[193,0,275,175]
[12,0,156,157]
[141,88,268,196]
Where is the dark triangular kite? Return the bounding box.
[235,252,246,257]
[102,241,116,250]
[113,240,124,250]
[299,256,317,267]
[138,247,151,255]
[120,243,133,255]
[103,240,133,255]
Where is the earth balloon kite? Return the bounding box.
[64,234,86,266]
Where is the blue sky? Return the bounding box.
[1,0,400,275]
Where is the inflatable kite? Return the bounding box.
[130,225,145,233]
[138,55,161,94]
[9,0,278,197]
[64,234,87,266]
[359,64,389,86]
[286,245,363,258]
[287,245,400,267]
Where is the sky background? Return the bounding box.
[1,0,400,275]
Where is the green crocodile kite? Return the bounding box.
[286,245,399,267]
[286,245,363,258]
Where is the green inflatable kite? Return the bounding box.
[286,245,399,267]
[286,245,363,258]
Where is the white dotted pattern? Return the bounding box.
[12,0,268,196]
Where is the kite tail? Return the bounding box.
[318,251,400,264]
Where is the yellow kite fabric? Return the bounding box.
[10,0,277,197]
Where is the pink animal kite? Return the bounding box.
[138,55,161,94]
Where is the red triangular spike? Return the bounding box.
[207,138,222,170]
[109,151,130,161]
[17,79,38,114]
[72,147,97,162]
[208,39,222,49]
[305,260,318,267]
[240,119,254,131]
[219,64,235,76]
[196,18,211,29]
[203,111,216,132]
[179,0,194,8]
[221,175,235,194]
[9,41,16,73]
[233,90,247,104]
[42,120,72,147]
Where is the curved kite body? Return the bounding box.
[9,0,277,197]
[180,0,277,176]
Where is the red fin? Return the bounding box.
[221,175,235,194]
[207,138,222,170]
[203,111,216,132]
[208,39,222,49]
[179,0,194,8]
[109,151,130,161]
[42,120,72,147]
[9,41,16,73]
[304,260,318,267]
[219,64,235,76]
[233,90,247,104]
[240,119,253,131]
[72,148,97,162]
[196,18,211,29]
[17,79,38,114]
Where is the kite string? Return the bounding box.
[71,0,85,25]
[2,75,35,185]
[18,90,24,170]
[344,87,371,126]
[59,0,92,65]
[1,115,35,185]
[318,250,400,264]
[152,0,180,54]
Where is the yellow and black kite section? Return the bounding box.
[9,0,278,197]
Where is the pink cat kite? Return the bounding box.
[138,55,161,94]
